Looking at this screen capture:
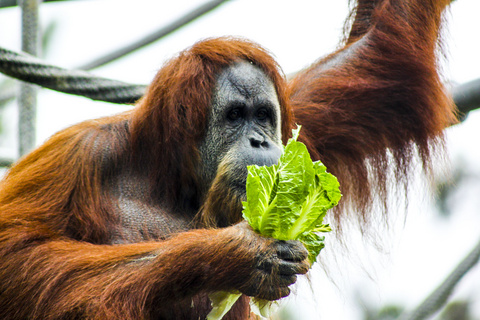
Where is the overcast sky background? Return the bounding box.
[0,1,480,319]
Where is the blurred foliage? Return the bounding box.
[362,303,404,320]
[0,77,15,106]
[0,76,15,135]
[434,159,480,218]
[437,300,476,320]
[434,163,467,217]
[277,306,296,320]
[41,20,58,59]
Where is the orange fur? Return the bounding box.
[0,0,456,318]
[290,0,457,231]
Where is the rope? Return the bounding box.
[0,46,147,104]
[0,0,227,104]
[397,237,480,320]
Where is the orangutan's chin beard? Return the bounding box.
[195,162,248,229]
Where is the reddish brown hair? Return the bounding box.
[288,0,457,232]
[0,1,458,319]
[130,37,293,204]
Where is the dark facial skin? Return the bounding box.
[199,61,283,197]
[196,66,308,301]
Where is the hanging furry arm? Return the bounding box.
[289,0,457,231]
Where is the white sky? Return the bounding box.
[1,1,480,319]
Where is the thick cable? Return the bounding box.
[0,46,147,104]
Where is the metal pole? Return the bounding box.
[18,0,41,157]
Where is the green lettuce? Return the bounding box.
[243,126,340,262]
[207,126,341,320]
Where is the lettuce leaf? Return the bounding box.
[208,126,341,320]
[243,126,340,261]
[207,291,242,320]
